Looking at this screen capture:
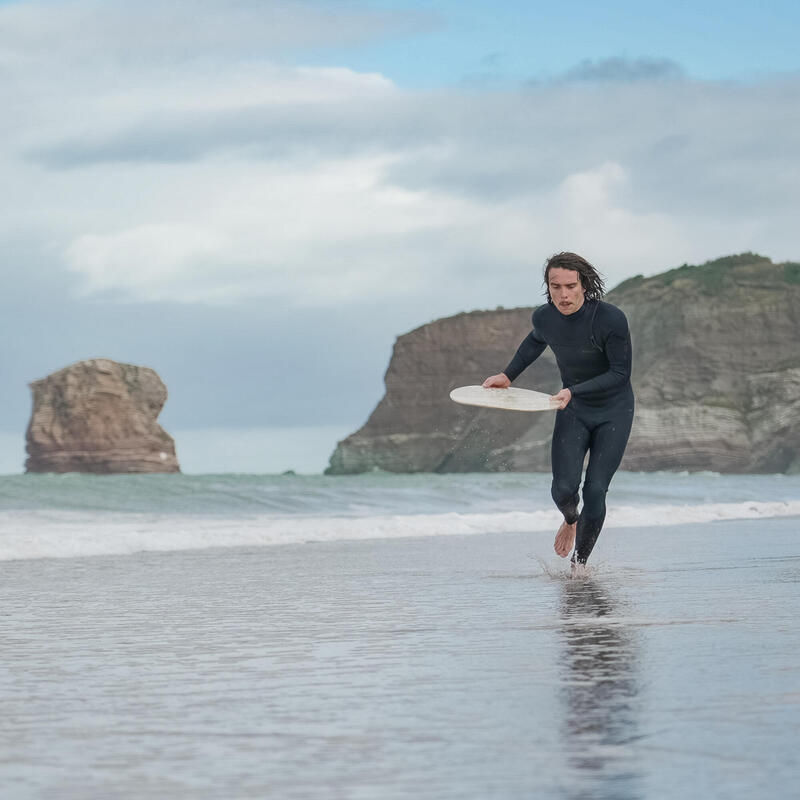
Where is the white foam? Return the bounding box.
[0,500,798,561]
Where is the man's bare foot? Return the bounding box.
[554,520,576,558]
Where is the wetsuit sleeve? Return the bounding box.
[503,328,547,382]
[569,308,632,397]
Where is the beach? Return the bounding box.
[1,472,799,798]
[3,1,799,796]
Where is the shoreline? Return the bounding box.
[1,513,798,565]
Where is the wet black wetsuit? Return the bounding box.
[503,299,634,563]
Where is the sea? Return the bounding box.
[1,470,799,799]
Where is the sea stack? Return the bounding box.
[25,358,180,474]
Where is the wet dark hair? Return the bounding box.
[543,252,605,303]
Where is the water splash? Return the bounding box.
[531,555,603,581]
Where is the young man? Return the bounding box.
[483,252,634,564]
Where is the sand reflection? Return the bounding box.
[558,576,642,799]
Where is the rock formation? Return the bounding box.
[327,254,800,474]
[25,358,180,474]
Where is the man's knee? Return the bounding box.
[581,481,608,519]
[551,478,578,506]
[551,479,580,523]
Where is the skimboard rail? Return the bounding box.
[449,385,559,412]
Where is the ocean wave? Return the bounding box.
[0,501,798,561]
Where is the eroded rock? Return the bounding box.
[25,358,180,474]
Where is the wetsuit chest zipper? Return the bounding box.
[588,302,602,352]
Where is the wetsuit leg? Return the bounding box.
[550,408,591,525]
[573,409,634,564]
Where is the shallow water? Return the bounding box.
[1,471,799,561]
[2,518,799,798]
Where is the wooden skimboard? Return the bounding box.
[450,385,559,412]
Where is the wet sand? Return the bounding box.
[1,518,799,798]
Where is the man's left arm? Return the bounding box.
[568,308,632,398]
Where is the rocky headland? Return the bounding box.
[327,254,800,474]
[25,358,180,474]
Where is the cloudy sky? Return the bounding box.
[2,0,799,472]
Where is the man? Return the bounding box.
[483,252,634,565]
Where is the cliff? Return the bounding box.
[25,358,180,474]
[327,254,800,474]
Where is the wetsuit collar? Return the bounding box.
[553,298,592,319]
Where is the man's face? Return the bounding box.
[548,267,586,315]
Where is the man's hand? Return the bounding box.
[551,388,572,409]
[482,373,511,389]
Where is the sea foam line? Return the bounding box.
[0,501,798,561]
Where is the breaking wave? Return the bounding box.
[1,500,798,562]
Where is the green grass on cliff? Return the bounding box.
[611,252,789,295]
[784,262,800,284]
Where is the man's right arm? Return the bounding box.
[502,330,547,382]
[483,329,547,387]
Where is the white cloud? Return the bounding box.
[59,158,694,305]
[62,156,496,304]
[550,162,687,279]
[66,224,224,296]
[0,0,420,63]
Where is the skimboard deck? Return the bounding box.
[449,385,559,412]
